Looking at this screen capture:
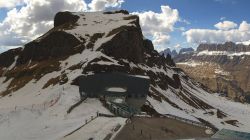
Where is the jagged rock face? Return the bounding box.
[143,39,154,52]
[0,48,22,68]
[54,11,80,27]
[175,42,250,102]
[17,31,81,65]
[179,47,194,55]
[197,42,250,52]
[160,48,177,57]
[99,23,145,63]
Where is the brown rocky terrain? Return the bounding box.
[175,42,250,102]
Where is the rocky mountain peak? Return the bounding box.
[160,48,177,57]
[179,47,194,54]
[197,42,250,52]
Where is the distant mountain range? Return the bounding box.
[159,47,194,58]
[159,48,177,57]
[174,42,250,102]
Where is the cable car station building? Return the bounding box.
[78,72,150,117]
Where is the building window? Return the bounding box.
[105,87,127,93]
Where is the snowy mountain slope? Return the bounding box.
[0,10,250,139]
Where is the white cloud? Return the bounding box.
[214,20,237,30]
[239,21,250,32]
[184,21,250,44]
[0,45,21,53]
[0,0,25,8]
[132,5,179,49]
[88,0,124,11]
[152,32,170,46]
[174,44,181,48]
[0,0,87,49]
[220,17,226,20]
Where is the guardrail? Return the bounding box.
[64,112,99,137]
[67,97,87,114]
[164,114,210,129]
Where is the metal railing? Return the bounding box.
[106,101,133,118]
[164,114,211,129]
[63,112,99,137]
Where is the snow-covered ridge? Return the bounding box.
[197,50,250,56]
[66,12,137,43]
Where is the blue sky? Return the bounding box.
[121,0,250,27]
[121,0,250,50]
[0,0,250,52]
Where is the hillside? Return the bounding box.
[0,11,250,139]
[175,42,250,102]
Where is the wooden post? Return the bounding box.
[133,124,135,130]
[141,129,142,135]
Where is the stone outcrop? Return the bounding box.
[54,11,80,27]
